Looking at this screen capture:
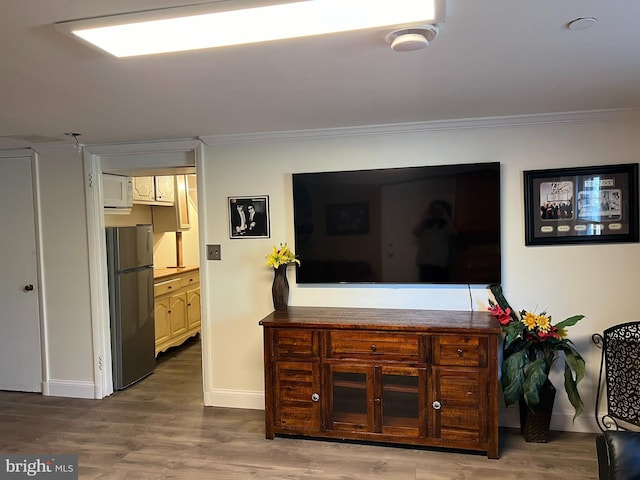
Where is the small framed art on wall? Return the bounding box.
[523,164,639,246]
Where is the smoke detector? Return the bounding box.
[568,17,598,30]
[385,25,439,52]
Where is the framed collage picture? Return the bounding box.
[523,164,639,246]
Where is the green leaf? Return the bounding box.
[559,342,586,384]
[501,349,527,406]
[522,357,548,408]
[554,315,584,330]
[564,362,584,420]
[503,322,525,348]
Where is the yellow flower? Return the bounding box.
[521,311,537,331]
[265,243,300,268]
[536,314,551,333]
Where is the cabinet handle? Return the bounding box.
[371,344,377,352]
[168,286,172,289]
[311,393,320,402]
[24,284,34,292]
[432,401,442,410]
[457,348,464,356]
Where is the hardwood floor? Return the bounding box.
[0,336,599,479]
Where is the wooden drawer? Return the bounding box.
[271,329,317,358]
[180,271,200,288]
[326,331,421,360]
[432,335,487,367]
[154,278,181,297]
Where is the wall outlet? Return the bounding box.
[207,244,221,261]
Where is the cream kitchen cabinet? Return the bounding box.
[153,268,200,356]
[132,175,175,206]
[152,175,191,232]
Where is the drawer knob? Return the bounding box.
[432,401,442,410]
[457,348,464,356]
[311,393,320,402]
[371,344,377,352]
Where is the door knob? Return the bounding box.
[24,284,34,292]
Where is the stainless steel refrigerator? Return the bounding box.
[106,225,155,390]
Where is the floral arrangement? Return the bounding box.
[488,284,586,419]
[265,243,300,269]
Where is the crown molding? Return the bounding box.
[0,148,33,158]
[200,108,640,146]
[85,138,202,156]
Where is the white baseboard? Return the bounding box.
[499,406,600,434]
[42,379,96,399]
[204,388,264,410]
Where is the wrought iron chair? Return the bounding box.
[592,322,640,480]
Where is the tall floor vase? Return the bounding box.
[271,266,289,311]
[519,380,556,442]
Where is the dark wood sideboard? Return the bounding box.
[259,306,501,459]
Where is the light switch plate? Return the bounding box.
[207,244,221,260]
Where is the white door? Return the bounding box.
[0,155,42,391]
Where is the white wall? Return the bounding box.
[200,111,640,432]
[22,110,640,432]
[152,195,200,268]
[36,147,95,397]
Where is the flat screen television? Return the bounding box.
[292,162,501,285]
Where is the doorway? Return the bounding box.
[84,140,207,399]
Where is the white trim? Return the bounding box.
[204,388,265,410]
[201,108,640,145]
[83,150,113,399]
[499,406,600,434]
[0,148,32,157]
[87,138,201,156]
[30,152,47,394]
[194,143,212,402]
[42,379,96,399]
[31,144,82,155]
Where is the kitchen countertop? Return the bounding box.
[154,265,199,280]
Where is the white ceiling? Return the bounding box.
[1,0,639,150]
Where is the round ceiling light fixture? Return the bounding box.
[385,25,439,52]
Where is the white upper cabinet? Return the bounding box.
[132,175,174,206]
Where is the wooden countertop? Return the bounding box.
[154,265,199,280]
[259,306,501,334]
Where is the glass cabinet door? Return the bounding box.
[327,364,426,437]
[380,366,426,437]
[327,365,373,432]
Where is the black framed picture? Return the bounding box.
[326,202,369,235]
[228,195,270,239]
[524,164,639,246]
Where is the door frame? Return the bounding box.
[83,139,206,399]
[0,149,46,392]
